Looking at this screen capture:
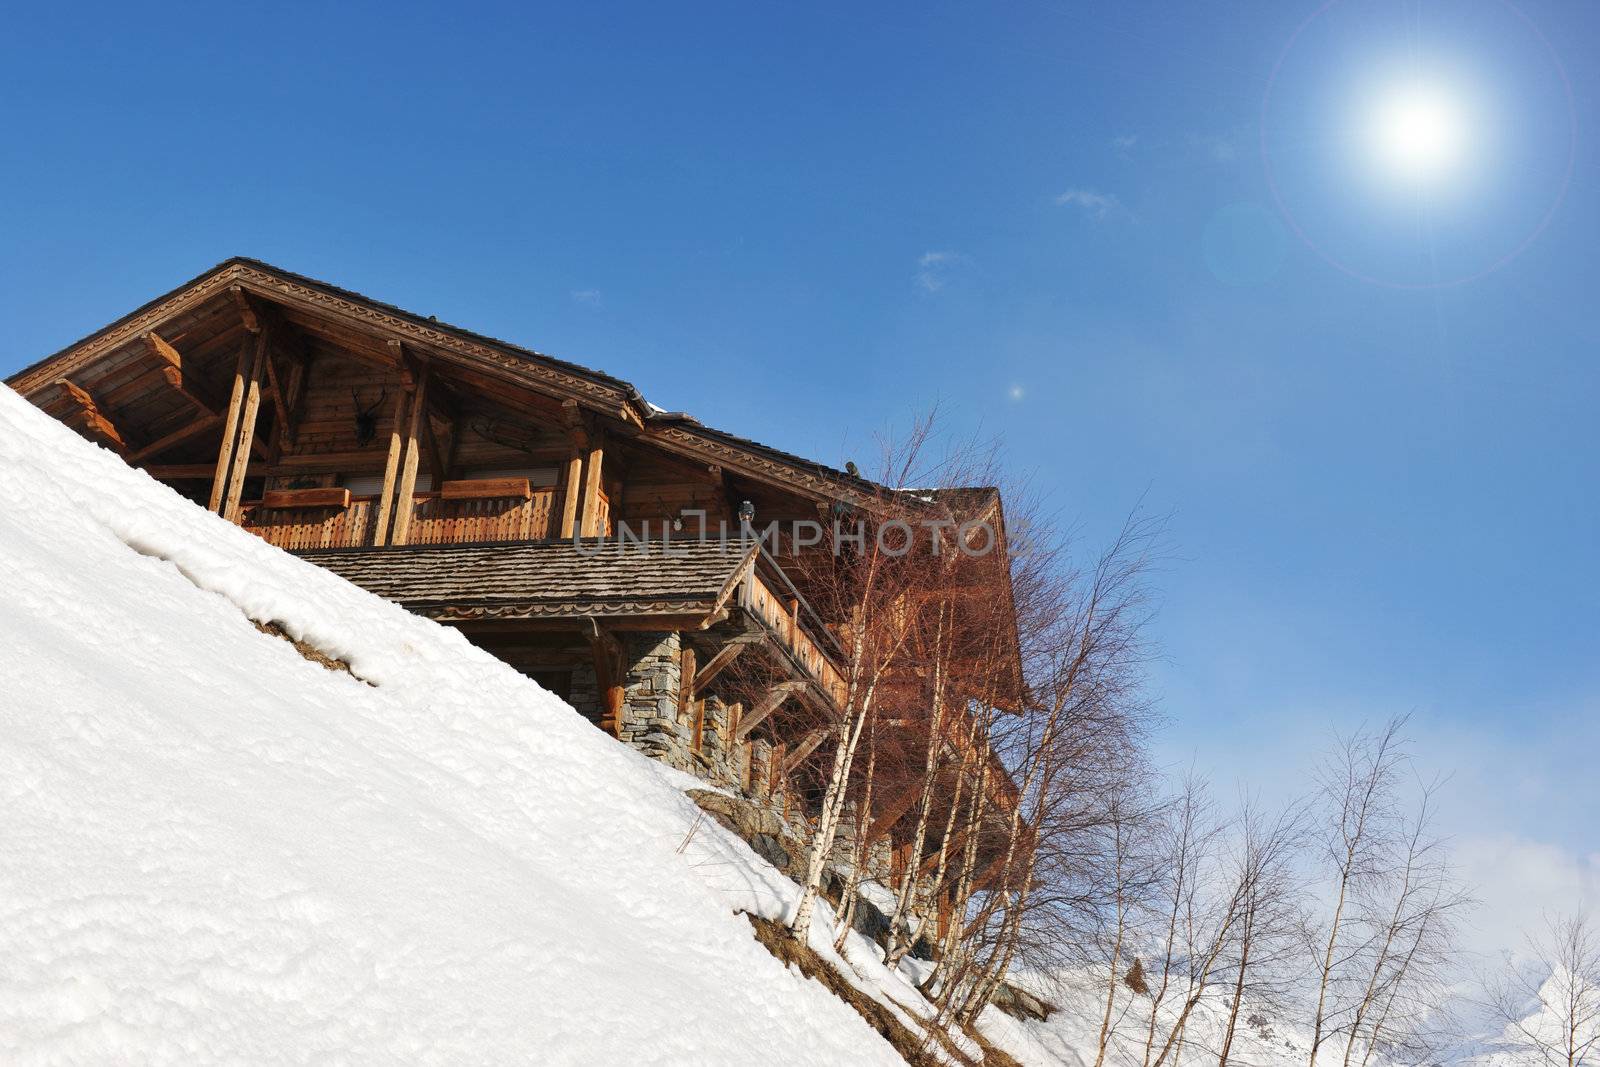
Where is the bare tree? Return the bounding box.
[1306,718,1410,1067]
[1303,718,1470,1067]
[785,419,935,941]
[1490,912,1600,1067]
[1215,795,1307,1067]
[1140,773,1223,1067]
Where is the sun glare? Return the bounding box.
[1368,81,1471,185]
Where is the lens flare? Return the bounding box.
[1368,82,1470,184]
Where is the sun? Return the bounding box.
[1367,81,1471,185]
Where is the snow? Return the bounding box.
[0,385,907,1065]
[5,383,1565,1066]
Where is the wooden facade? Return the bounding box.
[9,257,1020,893]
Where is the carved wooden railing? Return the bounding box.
[404,488,560,544]
[741,568,849,707]
[238,496,377,550]
[241,487,567,550]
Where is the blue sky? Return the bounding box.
[3,1,1596,951]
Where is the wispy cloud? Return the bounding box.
[915,250,966,293]
[1112,133,1138,156]
[570,289,603,308]
[1053,187,1122,221]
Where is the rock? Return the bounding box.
[687,789,808,878]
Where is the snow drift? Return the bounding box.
[0,385,909,1064]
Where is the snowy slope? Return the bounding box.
[0,385,908,1065]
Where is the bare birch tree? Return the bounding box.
[1490,912,1600,1067]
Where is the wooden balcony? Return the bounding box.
[238,486,581,551]
[739,555,849,708]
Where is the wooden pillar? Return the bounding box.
[677,647,697,722]
[559,452,583,539]
[769,743,786,799]
[208,340,255,513]
[371,389,411,547]
[579,443,605,537]
[588,627,625,739]
[222,334,268,524]
[388,362,430,547]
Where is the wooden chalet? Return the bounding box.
[8,258,1024,917]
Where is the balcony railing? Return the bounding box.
[740,562,849,707]
[239,487,571,551]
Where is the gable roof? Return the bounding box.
[6,257,886,507]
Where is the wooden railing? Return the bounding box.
[239,496,377,550]
[742,569,849,707]
[405,489,560,544]
[240,487,566,550]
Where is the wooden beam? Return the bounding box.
[154,462,263,481]
[228,285,262,334]
[260,342,291,453]
[780,728,829,774]
[557,399,587,540]
[48,379,125,452]
[144,332,223,418]
[677,647,697,721]
[559,451,583,539]
[587,624,625,739]
[867,782,923,842]
[142,331,183,371]
[388,359,431,546]
[222,333,268,523]
[560,398,588,447]
[127,413,221,464]
[579,441,605,537]
[689,637,757,698]
[768,743,786,799]
[733,681,805,741]
[422,409,446,488]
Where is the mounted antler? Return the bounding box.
[352,388,387,447]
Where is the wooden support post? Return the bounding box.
[691,700,706,754]
[690,638,754,698]
[259,345,290,455]
[769,744,786,799]
[579,442,605,537]
[209,341,254,513]
[222,333,268,524]
[677,647,697,722]
[587,624,625,739]
[560,452,583,539]
[372,389,411,547]
[421,409,446,488]
[559,399,586,540]
[388,359,430,547]
[780,728,828,774]
[733,681,804,741]
[867,782,923,841]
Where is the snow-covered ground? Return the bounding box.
[0,384,1579,1066]
[0,386,914,1063]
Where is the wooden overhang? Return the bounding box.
[296,539,759,628]
[6,257,892,513]
[295,537,847,710]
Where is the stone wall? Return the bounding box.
[617,631,692,771]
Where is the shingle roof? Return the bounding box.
[296,539,756,621]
